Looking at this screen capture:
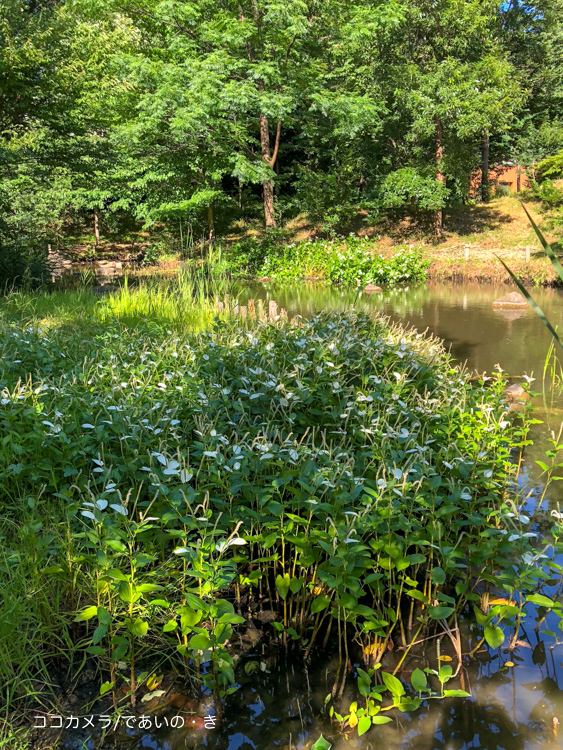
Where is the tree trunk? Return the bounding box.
[207,203,214,243]
[517,168,521,193]
[94,208,100,247]
[481,128,490,202]
[259,113,280,229]
[434,117,446,238]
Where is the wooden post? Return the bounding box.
[268,300,278,321]
[464,247,469,262]
[240,306,247,319]
[280,308,288,321]
[216,301,224,312]
[248,299,255,316]
[94,208,100,247]
[257,299,266,321]
[526,246,531,264]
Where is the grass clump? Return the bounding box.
[0,270,232,332]
[0,306,533,736]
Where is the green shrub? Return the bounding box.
[0,238,52,291]
[378,167,450,212]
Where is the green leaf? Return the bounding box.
[438,664,453,682]
[275,574,291,600]
[382,672,405,698]
[180,607,203,631]
[428,605,454,620]
[100,681,114,696]
[484,624,504,649]
[371,715,393,724]
[107,540,127,553]
[443,689,471,698]
[118,581,135,603]
[357,715,372,736]
[127,618,148,637]
[163,620,178,632]
[289,577,303,594]
[86,646,105,656]
[189,633,212,650]
[407,589,429,603]
[74,605,98,622]
[430,567,446,585]
[527,594,555,608]
[311,736,332,750]
[218,613,246,624]
[92,624,107,645]
[311,595,331,614]
[411,668,427,693]
[473,605,489,626]
[105,569,128,581]
[97,606,111,627]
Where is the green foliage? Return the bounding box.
[0,302,536,720]
[222,236,429,286]
[379,168,450,212]
[0,237,51,291]
[529,179,563,224]
[0,0,540,253]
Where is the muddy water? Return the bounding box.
[60,282,563,750]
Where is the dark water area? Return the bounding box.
[55,282,563,750]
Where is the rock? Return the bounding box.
[166,692,197,710]
[492,292,527,309]
[504,382,530,411]
[364,284,382,293]
[91,285,117,296]
[94,261,123,278]
[504,383,529,401]
[48,247,74,280]
[254,609,277,623]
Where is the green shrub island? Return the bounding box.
[0,307,555,739]
[218,235,429,285]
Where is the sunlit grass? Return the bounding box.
[0,270,234,332]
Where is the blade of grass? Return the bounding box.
[495,253,563,350]
[521,203,563,282]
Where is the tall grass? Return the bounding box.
[0,268,234,331]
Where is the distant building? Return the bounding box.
[470,163,530,198]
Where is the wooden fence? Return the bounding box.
[216,296,296,324]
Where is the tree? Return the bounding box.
[75,0,392,231]
[381,0,524,235]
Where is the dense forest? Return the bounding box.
[1,0,563,282]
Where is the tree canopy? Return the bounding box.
[0,0,561,272]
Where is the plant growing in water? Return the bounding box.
[0,305,542,738]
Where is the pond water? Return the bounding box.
[56,281,563,750]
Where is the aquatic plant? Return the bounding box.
[0,307,540,736]
[221,235,429,286]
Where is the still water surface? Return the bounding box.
[63,282,563,750]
